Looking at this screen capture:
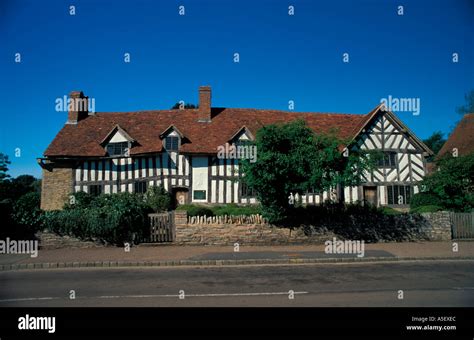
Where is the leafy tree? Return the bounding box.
[11,192,43,234]
[415,153,474,212]
[144,185,172,212]
[0,174,40,203]
[456,90,474,115]
[423,131,446,161]
[14,174,36,188]
[239,120,378,223]
[171,102,198,110]
[0,153,10,182]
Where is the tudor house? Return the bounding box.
[39,86,433,210]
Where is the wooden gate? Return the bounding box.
[450,212,474,239]
[148,211,175,242]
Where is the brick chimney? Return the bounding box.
[198,86,211,122]
[67,91,89,124]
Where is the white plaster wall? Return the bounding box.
[192,157,208,202]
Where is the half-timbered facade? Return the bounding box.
[39,86,432,210]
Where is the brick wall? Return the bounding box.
[41,163,74,211]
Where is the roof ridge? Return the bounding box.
[94,107,367,116]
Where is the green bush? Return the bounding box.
[63,191,95,210]
[44,192,151,245]
[144,185,172,212]
[176,204,214,217]
[11,192,43,235]
[410,205,443,213]
[212,204,262,216]
[283,203,426,242]
[43,209,88,237]
[176,204,262,217]
[410,192,443,210]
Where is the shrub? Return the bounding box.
[410,192,443,210]
[410,205,443,213]
[64,191,95,210]
[176,204,263,217]
[43,192,151,245]
[11,192,43,235]
[211,204,262,216]
[284,203,426,242]
[144,185,172,212]
[379,206,403,215]
[176,204,214,217]
[43,209,88,237]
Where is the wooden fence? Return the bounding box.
[147,211,175,242]
[450,212,474,239]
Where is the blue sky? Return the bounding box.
[0,0,473,178]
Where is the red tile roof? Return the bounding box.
[44,106,379,158]
[437,113,474,159]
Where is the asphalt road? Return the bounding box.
[0,260,473,307]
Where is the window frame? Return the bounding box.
[165,136,180,151]
[106,141,130,157]
[134,180,147,194]
[378,151,397,168]
[387,185,413,205]
[193,190,206,200]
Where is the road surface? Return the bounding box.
[0,260,473,307]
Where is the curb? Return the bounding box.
[1,256,474,271]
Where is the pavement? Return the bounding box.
[1,241,473,271]
[1,261,473,307]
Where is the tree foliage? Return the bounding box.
[456,90,474,115]
[144,185,172,212]
[239,120,378,223]
[171,102,198,110]
[423,131,445,161]
[414,153,474,212]
[0,153,11,182]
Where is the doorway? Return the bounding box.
[172,187,189,208]
[363,186,377,206]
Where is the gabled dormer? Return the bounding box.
[160,125,185,152]
[228,126,255,146]
[100,125,135,157]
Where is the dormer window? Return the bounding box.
[160,125,185,152]
[106,142,129,156]
[165,136,179,151]
[229,126,255,146]
[100,125,135,158]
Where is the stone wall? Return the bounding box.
[420,211,452,241]
[41,162,74,211]
[174,211,329,245]
[173,210,453,245]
